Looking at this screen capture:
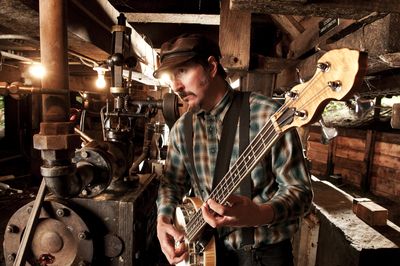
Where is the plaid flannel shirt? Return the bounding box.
[157,89,313,249]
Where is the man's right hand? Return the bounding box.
[156,215,187,265]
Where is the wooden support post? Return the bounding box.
[219,0,251,71]
[326,135,337,178]
[362,130,376,192]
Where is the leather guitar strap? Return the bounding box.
[238,92,254,248]
[213,91,254,248]
[183,111,205,201]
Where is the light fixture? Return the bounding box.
[28,62,46,79]
[93,66,108,89]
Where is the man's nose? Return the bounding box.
[171,79,184,92]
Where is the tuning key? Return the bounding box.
[328,80,342,91]
[286,90,298,99]
[295,110,308,119]
[317,62,330,72]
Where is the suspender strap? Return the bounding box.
[184,111,205,200]
[238,92,254,248]
[212,92,242,189]
[184,91,254,247]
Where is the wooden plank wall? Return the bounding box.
[307,128,328,176]
[333,130,366,187]
[372,132,400,198]
[306,126,400,200]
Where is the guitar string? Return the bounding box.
[185,71,329,240]
[185,70,336,240]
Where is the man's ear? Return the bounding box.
[207,56,218,77]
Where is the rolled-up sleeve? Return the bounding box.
[266,128,313,223]
[156,117,190,221]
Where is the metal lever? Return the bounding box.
[13,179,47,266]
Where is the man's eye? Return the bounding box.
[174,68,186,79]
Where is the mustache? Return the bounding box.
[176,92,188,99]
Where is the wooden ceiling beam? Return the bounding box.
[125,13,220,25]
[230,0,395,19]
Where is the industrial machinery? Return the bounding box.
[2,13,177,265]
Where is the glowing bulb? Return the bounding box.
[93,66,108,89]
[28,63,46,79]
[95,74,106,88]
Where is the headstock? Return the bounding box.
[273,48,367,132]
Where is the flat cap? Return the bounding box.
[153,34,221,78]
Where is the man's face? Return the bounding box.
[166,62,211,112]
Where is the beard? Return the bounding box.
[176,67,212,113]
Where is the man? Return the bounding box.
[154,33,313,266]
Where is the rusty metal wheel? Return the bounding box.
[3,200,93,266]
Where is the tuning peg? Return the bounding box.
[328,80,342,92]
[285,90,298,99]
[353,95,374,118]
[295,110,308,119]
[319,119,338,144]
[317,62,330,72]
[296,68,304,84]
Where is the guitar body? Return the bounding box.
[174,197,216,266]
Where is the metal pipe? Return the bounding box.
[40,0,70,122]
[0,34,39,43]
[74,127,93,143]
[35,0,82,199]
[0,51,33,62]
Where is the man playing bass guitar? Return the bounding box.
[154,34,313,266]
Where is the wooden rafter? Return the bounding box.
[124,13,220,25]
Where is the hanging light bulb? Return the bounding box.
[93,66,108,89]
[28,62,46,79]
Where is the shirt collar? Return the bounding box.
[196,86,235,120]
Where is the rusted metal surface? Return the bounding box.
[4,200,93,266]
[13,179,47,266]
[70,173,160,265]
[39,0,70,123]
[32,0,83,199]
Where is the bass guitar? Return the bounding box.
[174,48,367,266]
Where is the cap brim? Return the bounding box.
[153,55,195,78]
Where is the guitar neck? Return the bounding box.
[185,117,283,242]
